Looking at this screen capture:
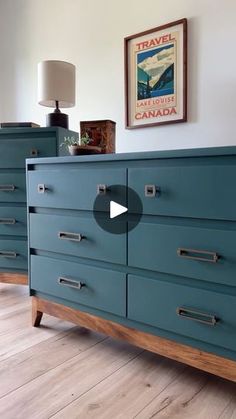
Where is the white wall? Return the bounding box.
[0,0,235,152]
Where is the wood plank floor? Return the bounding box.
[0,284,236,419]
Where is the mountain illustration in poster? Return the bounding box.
[137,44,174,100]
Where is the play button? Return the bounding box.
[93,184,142,234]
[110,201,128,219]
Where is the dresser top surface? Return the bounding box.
[0,127,77,137]
[27,145,236,166]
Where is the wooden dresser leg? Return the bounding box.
[32,297,43,327]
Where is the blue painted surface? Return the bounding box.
[0,173,26,203]
[0,127,76,274]
[28,168,126,211]
[27,146,236,360]
[128,221,236,286]
[128,165,236,220]
[27,145,236,165]
[128,274,236,352]
[30,212,126,265]
[0,239,27,270]
[0,207,27,236]
[31,255,126,317]
[0,137,56,168]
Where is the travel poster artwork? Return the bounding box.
[125,19,187,128]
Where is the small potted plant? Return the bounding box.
[61,133,102,155]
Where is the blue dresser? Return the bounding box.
[0,127,75,284]
[26,147,236,381]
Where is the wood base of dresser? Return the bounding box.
[32,296,236,382]
[0,273,28,285]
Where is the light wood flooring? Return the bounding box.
[0,283,236,419]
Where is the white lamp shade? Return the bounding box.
[38,60,76,108]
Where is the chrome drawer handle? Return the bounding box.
[0,251,17,259]
[58,277,85,290]
[37,184,47,194]
[58,231,85,242]
[0,184,15,192]
[144,184,160,197]
[177,248,219,263]
[30,148,38,157]
[0,218,16,225]
[97,184,108,195]
[177,307,218,326]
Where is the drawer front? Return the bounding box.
[128,165,236,220]
[0,239,27,270]
[128,275,236,352]
[28,168,126,211]
[0,173,26,203]
[0,138,56,168]
[31,255,126,316]
[0,207,27,236]
[30,213,126,265]
[128,221,236,286]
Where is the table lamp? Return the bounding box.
[38,60,76,128]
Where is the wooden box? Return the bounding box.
[80,120,116,154]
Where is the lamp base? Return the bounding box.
[46,112,68,129]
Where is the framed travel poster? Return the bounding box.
[124,18,187,129]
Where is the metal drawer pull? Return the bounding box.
[37,184,47,194]
[97,184,108,195]
[0,184,15,192]
[177,307,218,326]
[58,277,85,290]
[58,231,84,242]
[177,248,219,263]
[0,218,16,225]
[30,148,38,157]
[0,251,17,259]
[145,184,159,197]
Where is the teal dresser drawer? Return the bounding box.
[31,255,126,316]
[0,207,27,236]
[0,127,77,278]
[0,138,56,168]
[30,213,126,265]
[128,274,236,352]
[0,239,27,270]
[28,168,126,211]
[128,221,236,286]
[128,165,236,220]
[0,173,26,203]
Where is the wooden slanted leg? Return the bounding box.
[31,297,236,382]
[32,297,43,327]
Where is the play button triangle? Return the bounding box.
[110,201,128,219]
